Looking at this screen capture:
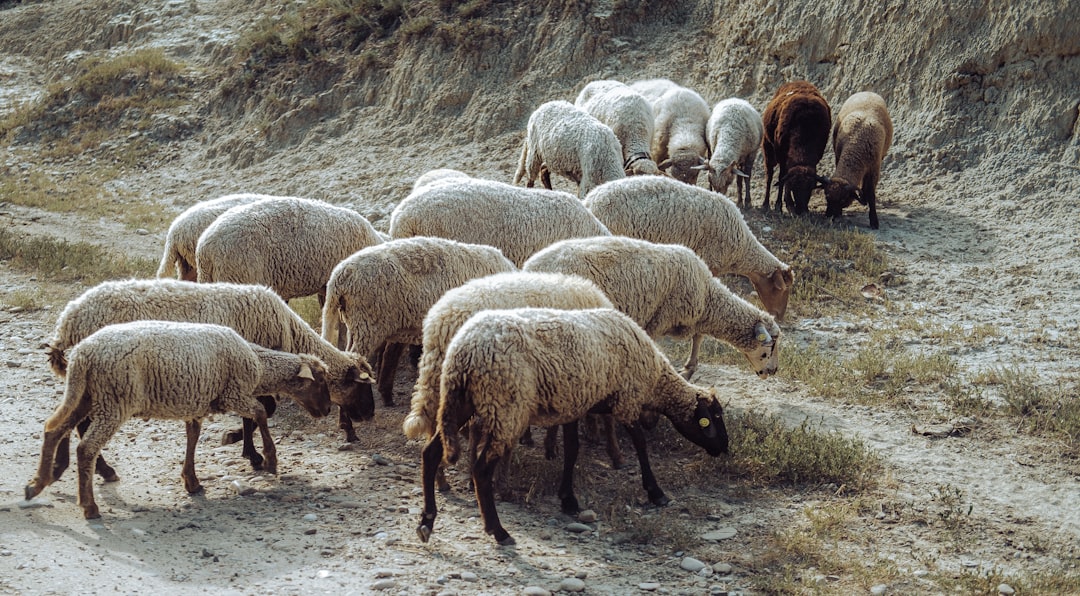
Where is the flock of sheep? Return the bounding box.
[24,76,891,546]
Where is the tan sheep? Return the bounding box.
[824,91,894,229]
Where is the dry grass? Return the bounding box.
[0,227,155,284]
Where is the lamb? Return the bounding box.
[643,83,711,185]
[321,237,516,406]
[822,92,893,229]
[400,271,622,482]
[523,236,781,380]
[701,98,764,207]
[388,176,611,267]
[156,193,267,281]
[44,279,375,479]
[196,195,383,303]
[585,175,795,321]
[575,80,661,176]
[761,81,832,215]
[26,320,332,519]
[416,307,729,545]
[512,100,626,198]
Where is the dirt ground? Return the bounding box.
[1,0,1079,594]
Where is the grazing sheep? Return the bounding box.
[512,100,626,198]
[575,80,661,176]
[45,279,375,479]
[761,81,832,215]
[702,98,764,207]
[401,271,622,484]
[196,196,383,303]
[646,84,711,185]
[823,92,893,229]
[523,236,781,380]
[412,168,470,191]
[26,321,332,519]
[628,78,680,103]
[321,237,516,406]
[416,307,729,545]
[585,176,795,321]
[388,176,611,267]
[156,193,267,281]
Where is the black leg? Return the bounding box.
[417,433,444,543]
[473,448,514,545]
[626,424,669,506]
[558,421,581,515]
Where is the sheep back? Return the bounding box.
[825,91,893,229]
[576,81,661,176]
[651,87,711,185]
[156,193,269,281]
[705,99,764,202]
[761,81,831,214]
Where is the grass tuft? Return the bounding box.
[0,228,155,283]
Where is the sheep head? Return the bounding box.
[331,358,376,422]
[781,166,820,214]
[823,176,862,219]
[669,391,728,456]
[658,153,706,185]
[287,356,333,418]
[739,320,781,379]
[748,266,794,322]
[701,161,749,196]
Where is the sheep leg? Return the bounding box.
[338,405,359,443]
[250,406,277,475]
[863,173,879,229]
[75,416,123,519]
[540,166,553,190]
[377,342,405,407]
[182,419,204,494]
[543,425,559,460]
[473,448,514,545]
[54,418,120,482]
[762,156,775,211]
[626,424,670,506]
[600,415,627,470]
[417,433,444,543]
[681,334,702,380]
[26,399,89,500]
[557,420,581,515]
[236,416,265,470]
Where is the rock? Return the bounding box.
[701,527,737,541]
[461,571,478,582]
[565,522,591,534]
[372,453,392,466]
[639,583,660,591]
[577,510,597,523]
[303,513,318,522]
[373,568,394,578]
[5,360,21,368]
[870,584,887,595]
[316,569,331,578]
[558,577,585,592]
[680,557,706,572]
[998,584,1015,595]
[523,587,551,596]
[713,563,732,574]
[371,578,396,590]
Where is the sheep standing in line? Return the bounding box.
[761,81,831,215]
[640,83,711,185]
[389,176,611,267]
[523,236,781,380]
[402,271,621,489]
[512,100,626,198]
[321,237,516,406]
[27,321,332,519]
[416,307,729,545]
[45,279,375,479]
[196,196,383,304]
[156,193,267,281]
[823,92,893,229]
[585,176,795,321]
[701,98,764,207]
[575,80,661,176]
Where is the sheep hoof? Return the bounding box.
[221,429,243,446]
[560,495,581,515]
[648,491,671,507]
[416,524,433,543]
[495,532,516,546]
[24,483,39,501]
[82,505,101,519]
[609,456,628,470]
[437,480,451,493]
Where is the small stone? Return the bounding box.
[130,528,145,537]
[680,557,706,572]
[461,571,478,582]
[565,522,591,534]
[558,577,585,592]
[577,510,597,523]
[337,443,355,452]
[202,548,214,558]
[8,306,25,313]
[17,498,50,509]
[639,583,660,591]
[316,569,331,578]
[701,527,737,541]
[372,454,392,466]
[371,578,396,590]
[374,568,394,578]
[135,228,150,235]
[523,587,551,596]
[998,584,1015,595]
[5,361,21,368]
[870,585,888,595]
[913,570,929,578]
[713,563,732,574]
[304,529,317,535]
[0,551,10,556]
[303,513,318,522]
[231,480,256,496]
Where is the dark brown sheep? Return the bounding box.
[824,91,894,229]
[761,81,832,215]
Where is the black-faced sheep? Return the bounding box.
[513,100,626,198]
[585,176,795,321]
[321,237,516,406]
[388,175,611,267]
[27,321,332,519]
[156,193,267,281]
[575,80,662,176]
[701,98,764,207]
[761,81,832,215]
[823,91,893,229]
[195,196,383,304]
[45,279,375,478]
[417,307,729,545]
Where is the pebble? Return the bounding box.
[461,571,478,582]
[559,577,585,592]
[0,551,10,557]
[998,584,1015,595]
[371,579,396,590]
[577,510,597,523]
[316,570,331,578]
[372,454,392,466]
[713,563,732,574]
[702,527,737,541]
[913,570,929,578]
[17,498,49,509]
[870,584,887,595]
[303,513,318,522]
[231,480,256,496]
[680,557,706,572]
[374,568,394,578]
[5,360,21,368]
[523,587,551,596]
[639,583,660,591]
[565,523,591,534]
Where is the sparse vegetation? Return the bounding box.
[0,227,155,283]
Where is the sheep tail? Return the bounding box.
[512,138,528,186]
[320,293,344,349]
[45,359,89,432]
[438,383,472,466]
[401,387,435,440]
[46,343,68,377]
[155,235,179,278]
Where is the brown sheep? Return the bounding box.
[823,92,894,229]
[761,81,831,215]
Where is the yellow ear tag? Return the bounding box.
[699,417,710,428]
[757,332,768,342]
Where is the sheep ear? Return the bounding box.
[815,175,830,188]
[298,364,315,381]
[694,400,717,439]
[691,164,710,171]
[354,367,373,383]
[754,322,774,345]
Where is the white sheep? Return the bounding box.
[701,98,764,207]
[585,175,795,321]
[196,196,383,303]
[575,80,661,176]
[45,279,375,479]
[512,100,626,198]
[823,91,893,229]
[156,193,268,281]
[321,237,516,406]
[639,83,711,185]
[388,176,611,267]
[523,235,781,380]
[416,307,729,545]
[628,78,680,103]
[26,320,332,519]
[411,168,470,191]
